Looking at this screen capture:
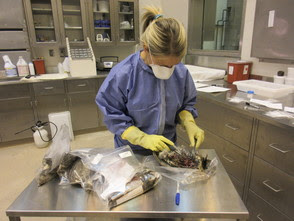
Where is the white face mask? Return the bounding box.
[148,45,175,80]
[149,63,175,80]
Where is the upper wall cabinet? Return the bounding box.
[23,0,139,47]
[56,0,89,45]
[23,0,62,46]
[251,0,294,62]
[87,0,139,46]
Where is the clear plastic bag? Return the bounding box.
[35,124,71,186]
[57,146,161,208]
[143,154,218,185]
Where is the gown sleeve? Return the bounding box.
[96,64,134,136]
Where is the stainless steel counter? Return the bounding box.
[197,80,294,128]
[6,149,248,221]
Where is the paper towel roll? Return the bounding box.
[287,67,294,78]
[285,77,294,86]
[273,75,285,84]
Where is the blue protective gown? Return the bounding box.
[96,50,198,154]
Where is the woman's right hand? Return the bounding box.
[121,126,174,152]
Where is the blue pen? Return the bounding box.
[175,181,180,205]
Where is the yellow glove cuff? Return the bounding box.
[179,110,195,126]
[121,126,138,140]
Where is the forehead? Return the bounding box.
[152,55,181,66]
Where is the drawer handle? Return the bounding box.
[269,143,291,154]
[77,83,87,87]
[225,123,239,131]
[44,86,54,90]
[257,214,264,221]
[262,179,283,193]
[222,154,235,163]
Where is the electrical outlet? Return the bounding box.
[49,49,54,57]
[59,47,67,57]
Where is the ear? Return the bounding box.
[143,44,149,52]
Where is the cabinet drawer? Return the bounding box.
[247,190,291,221]
[201,129,248,184]
[255,121,294,176]
[197,98,253,151]
[229,174,244,198]
[250,156,294,219]
[0,84,30,99]
[66,79,96,93]
[33,81,65,96]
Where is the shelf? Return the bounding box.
[32,8,53,14]
[63,9,82,15]
[35,26,55,30]
[94,27,111,29]
[119,12,133,15]
[94,11,110,14]
[65,27,83,30]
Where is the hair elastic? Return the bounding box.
[154,14,163,20]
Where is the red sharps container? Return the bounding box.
[33,59,46,74]
[227,61,252,83]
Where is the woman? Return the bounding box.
[96,6,204,155]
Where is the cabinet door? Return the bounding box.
[23,0,61,46]
[251,0,294,61]
[88,0,115,46]
[0,98,35,142]
[34,95,68,123]
[56,0,89,45]
[114,0,139,45]
[68,91,99,130]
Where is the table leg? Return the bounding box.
[8,217,21,221]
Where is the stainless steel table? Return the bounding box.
[6,149,249,221]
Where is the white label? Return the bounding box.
[228,66,234,75]
[268,10,275,27]
[243,65,249,75]
[119,151,132,158]
[91,154,103,164]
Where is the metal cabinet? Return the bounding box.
[0,84,35,142]
[247,190,292,221]
[249,156,294,220]
[32,80,68,123]
[196,98,253,151]
[87,0,139,46]
[66,79,99,130]
[247,120,294,220]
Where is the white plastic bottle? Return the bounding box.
[28,62,35,75]
[16,56,29,76]
[2,55,18,77]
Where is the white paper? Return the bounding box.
[250,98,283,110]
[119,151,132,158]
[197,86,230,93]
[91,154,103,164]
[194,82,208,88]
[284,106,294,113]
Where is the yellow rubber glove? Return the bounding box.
[179,110,205,149]
[121,126,174,152]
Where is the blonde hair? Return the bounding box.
[140,6,187,58]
